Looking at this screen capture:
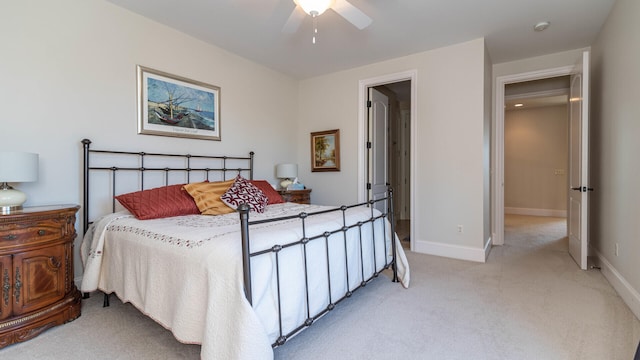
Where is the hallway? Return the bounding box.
[504,214,567,252]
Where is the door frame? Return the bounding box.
[492,65,574,246]
[358,70,417,248]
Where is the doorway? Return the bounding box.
[358,70,417,250]
[494,50,590,271]
[372,82,411,248]
[493,65,574,247]
[492,50,593,270]
[503,77,570,251]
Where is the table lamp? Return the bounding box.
[276,163,297,189]
[0,152,39,213]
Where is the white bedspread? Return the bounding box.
[80,202,410,360]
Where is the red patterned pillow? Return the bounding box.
[115,183,201,220]
[249,180,284,205]
[221,176,268,213]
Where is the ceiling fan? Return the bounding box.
[282,0,373,34]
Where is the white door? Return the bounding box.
[367,87,389,213]
[568,51,591,270]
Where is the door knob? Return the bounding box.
[571,186,594,192]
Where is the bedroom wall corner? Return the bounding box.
[0,0,299,279]
[589,0,640,319]
[297,38,489,258]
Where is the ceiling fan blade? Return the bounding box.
[282,5,306,33]
[331,0,372,30]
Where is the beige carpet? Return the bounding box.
[2,215,639,359]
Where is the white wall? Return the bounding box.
[297,39,490,261]
[504,105,568,215]
[0,0,299,276]
[590,0,640,319]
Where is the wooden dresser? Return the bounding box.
[0,205,82,348]
[277,188,312,204]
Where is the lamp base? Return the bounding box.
[0,183,27,214]
[279,179,293,189]
[1,205,23,215]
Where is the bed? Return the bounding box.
[78,139,410,360]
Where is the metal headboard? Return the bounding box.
[81,138,254,234]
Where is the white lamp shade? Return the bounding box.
[0,152,39,182]
[276,163,298,179]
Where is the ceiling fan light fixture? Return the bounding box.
[295,0,334,16]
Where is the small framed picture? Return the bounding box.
[311,129,340,172]
[137,65,221,140]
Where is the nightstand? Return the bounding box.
[277,189,312,204]
[0,204,82,348]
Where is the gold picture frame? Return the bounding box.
[311,129,340,172]
[137,65,221,140]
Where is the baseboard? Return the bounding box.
[593,248,640,321]
[505,207,567,217]
[484,236,492,261]
[413,239,487,263]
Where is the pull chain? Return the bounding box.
[312,13,318,44]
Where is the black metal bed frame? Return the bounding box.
[81,138,399,348]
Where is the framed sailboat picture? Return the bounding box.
[137,65,221,140]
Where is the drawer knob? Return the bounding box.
[3,234,17,241]
[38,230,46,236]
[49,256,61,268]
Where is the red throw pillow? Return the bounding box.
[250,180,284,205]
[115,183,201,220]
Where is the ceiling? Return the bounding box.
[106,0,615,79]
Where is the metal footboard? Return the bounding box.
[238,190,398,348]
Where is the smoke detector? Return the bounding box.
[534,21,550,32]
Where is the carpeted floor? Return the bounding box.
[1,215,639,359]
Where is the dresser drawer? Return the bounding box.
[277,189,312,204]
[0,219,65,247]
